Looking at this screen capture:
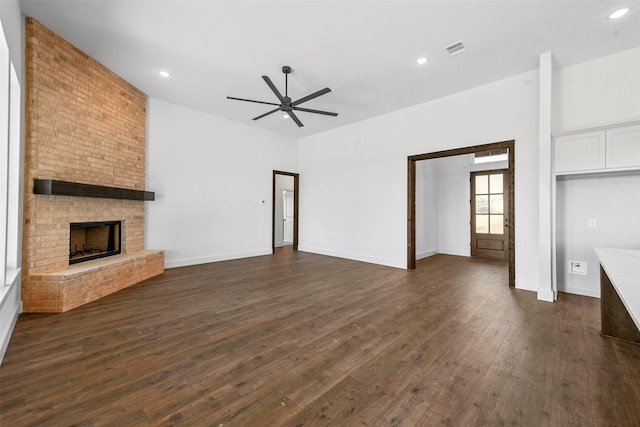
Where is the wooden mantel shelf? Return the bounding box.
[33,179,155,201]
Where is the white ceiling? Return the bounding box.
[19,0,640,138]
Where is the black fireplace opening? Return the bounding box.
[70,221,121,265]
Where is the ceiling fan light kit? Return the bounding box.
[227,65,338,128]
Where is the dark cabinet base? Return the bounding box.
[600,266,640,344]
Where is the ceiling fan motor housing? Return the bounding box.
[281,100,292,111]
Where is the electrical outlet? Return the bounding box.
[588,218,597,228]
[569,261,587,275]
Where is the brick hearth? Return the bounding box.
[22,18,163,313]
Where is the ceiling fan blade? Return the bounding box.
[288,110,304,127]
[227,96,280,106]
[292,106,338,117]
[252,107,281,121]
[292,87,331,106]
[262,76,286,102]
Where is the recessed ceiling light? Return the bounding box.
[608,8,630,19]
[158,70,171,78]
[283,113,290,119]
[416,57,429,65]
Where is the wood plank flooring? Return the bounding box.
[2,252,639,426]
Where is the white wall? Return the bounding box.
[417,155,509,259]
[298,69,540,292]
[0,0,23,365]
[0,0,22,80]
[145,98,298,268]
[415,159,439,259]
[552,47,640,298]
[553,47,640,133]
[439,155,509,257]
[274,174,294,247]
[436,155,471,257]
[556,172,640,297]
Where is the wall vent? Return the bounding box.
[445,41,465,56]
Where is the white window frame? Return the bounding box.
[1,21,22,288]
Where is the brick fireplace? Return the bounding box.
[22,18,164,313]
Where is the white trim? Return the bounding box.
[0,274,21,365]
[164,249,273,269]
[554,164,640,178]
[0,302,20,363]
[538,51,554,303]
[537,287,556,302]
[298,246,405,269]
[552,119,640,138]
[416,249,437,260]
[515,278,538,293]
[557,285,600,299]
[438,248,470,257]
[4,266,19,286]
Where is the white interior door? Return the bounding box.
[283,190,294,243]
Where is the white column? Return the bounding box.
[538,52,555,302]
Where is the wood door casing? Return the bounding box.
[407,140,515,287]
[470,169,509,261]
[272,171,299,253]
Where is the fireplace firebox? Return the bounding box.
[69,221,121,264]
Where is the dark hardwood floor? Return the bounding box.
[1,252,639,426]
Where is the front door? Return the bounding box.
[471,170,509,261]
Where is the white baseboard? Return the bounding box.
[416,249,437,260]
[438,248,470,257]
[537,287,556,302]
[557,285,600,298]
[165,249,273,269]
[515,278,538,293]
[297,246,405,269]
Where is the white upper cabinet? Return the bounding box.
[554,123,640,174]
[554,130,605,173]
[606,124,640,169]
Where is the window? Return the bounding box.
[473,148,508,164]
[1,21,10,286]
[1,21,22,287]
[6,62,20,272]
[474,173,504,234]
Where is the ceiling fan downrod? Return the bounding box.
[282,65,291,97]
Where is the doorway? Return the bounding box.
[407,140,515,287]
[471,169,510,261]
[272,170,299,253]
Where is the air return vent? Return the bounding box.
[445,40,465,56]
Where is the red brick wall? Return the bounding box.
[22,18,162,312]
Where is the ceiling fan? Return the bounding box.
[227,65,338,127]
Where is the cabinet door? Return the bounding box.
[606,124,640,169]
[554,131,606,173]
